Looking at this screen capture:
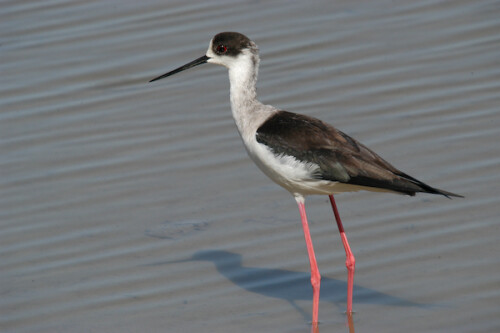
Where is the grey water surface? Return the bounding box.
[1,1,499,332]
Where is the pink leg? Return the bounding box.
[329,194,355,314]
[295,197,321,325]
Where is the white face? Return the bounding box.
[205,38,257,73]
[205,39,228,67]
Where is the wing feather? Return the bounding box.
[256,111,461,197]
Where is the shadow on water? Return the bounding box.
[152,250,429,330]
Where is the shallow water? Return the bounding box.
[1,1,499,332]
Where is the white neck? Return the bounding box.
[227,51,274,140]
[228,51,259,111]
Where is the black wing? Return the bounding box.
[256,111,462,197]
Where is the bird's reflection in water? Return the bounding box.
[160,250,423,331]
[347,313,355,333]
[309,312,354,333]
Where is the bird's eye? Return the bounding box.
[216,44,227,54]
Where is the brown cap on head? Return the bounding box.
[211,32,254,57]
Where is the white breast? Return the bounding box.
[241,134,329,196]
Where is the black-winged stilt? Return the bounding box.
[150,32,462,324]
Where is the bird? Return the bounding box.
[149,31,462,325]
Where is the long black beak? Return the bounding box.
[149,55,209,82]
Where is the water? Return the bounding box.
[1,1,499,332]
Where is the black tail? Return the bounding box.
[398,172,463,199]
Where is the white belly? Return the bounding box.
[242,136,397,197]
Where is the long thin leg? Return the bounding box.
[329,194,355,314]
[295,196,321,325]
